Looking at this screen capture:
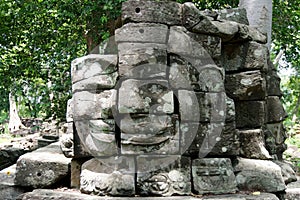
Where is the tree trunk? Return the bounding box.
[239,0,272,49]
[8,92,25,133]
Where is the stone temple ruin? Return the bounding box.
[57,0,295,198]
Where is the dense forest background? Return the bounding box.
[0,0,299,135]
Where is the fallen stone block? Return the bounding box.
[273,160,297,184]
[217,8,249,25]
[233,157,286,193]
[14,142,71,188]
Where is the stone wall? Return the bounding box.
[61,0,295,197]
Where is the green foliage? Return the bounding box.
[0,0,124,122]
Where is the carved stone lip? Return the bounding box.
[90,131,115,143]
[121,136,170,145]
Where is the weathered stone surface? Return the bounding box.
[182,3,238,42]
[192,158,237,195]
[169,55,199,90]
[70,158,87,189]
[168,26,221,61]
[266,123,287,145]
[266,65,282,96]
[71,54,118,84]
[122,0,182,25]
[72,72,118,92]
[137,156,191,196]
[118,79,173,114]
[198,65,225,92]
[273,160,297,184]
[225,96,235,122]
[80,157,135,196]
[75,120,118,157]
[14,142,71,188]
[225,71,266,100]
[66,98,73,122]
[242,24,268,44]
[239,129,271,159]
[233,157,286,192]
[19,189,211,199]
[120,114,179,155]
[0,147,25,171]
[118,43,167,78]
[235,101,265,128]
[201,193,279,199]
[178,91,226,122]
[217,8,249,25]
[73,90,116,120]
[60,122,74,158]
[266,96,288,123]
[115,23,168,44]
[222,42,268,72]
[182,2,207,29]
[182,122,239,157]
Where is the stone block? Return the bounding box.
[266,65,282,96]
[198,65,225,92]
[0,147,25,171]
[115,23,168,44]
[66,98,73,122]
[239,129,271,159]
[75,120,118,157]
[201,193,279,199]
[273,160,297,184]
[168,26,221,61]
[235,101,265,128]
[234,157,286,193]
[72,72,118,92]
[181,122,239,157]
[122,0,182,25]
[80,157,135,196]
[169,55,209,91]
[73,90,116,120]
[266,96,288,123]
[225,70,266,100]
[222,42,268,72]
[266,122,287,145]
[120,114,179,155]
[118,43,167,78]
[217,8,249,25]
[225,96,235,122]
[70,158,87,189]
[182,2,207,29]
[118,79,173,114]
[137,155,191,196]
[60,122,74,158]
[178,91,226,122]
[14,142,71,188]
[192,158,237,195]
[71,54,118,84]
[239,24,268,44]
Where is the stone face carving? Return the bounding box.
[63,0,293,197]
